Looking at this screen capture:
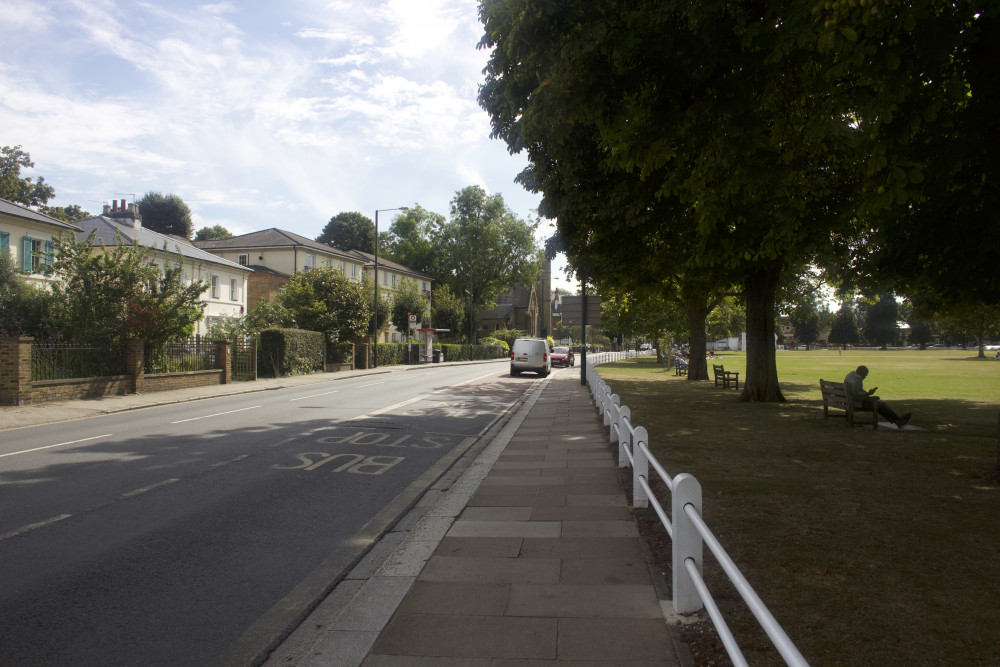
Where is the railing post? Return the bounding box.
[673,472,704,614]
[618,406,631,467]
[632,426,649,508]
[604,393,619,427]
[215,339,231,384]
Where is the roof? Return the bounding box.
[73,216,249,272]
[479,303,515,320]
[347,249,433,280]
[0,197,83,231]
[192,228,357,261]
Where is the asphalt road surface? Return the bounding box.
[0,362,534,666]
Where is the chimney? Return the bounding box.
[104,198,142,229]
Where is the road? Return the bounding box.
[0,361,533,666]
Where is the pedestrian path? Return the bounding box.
[268,371,684,666]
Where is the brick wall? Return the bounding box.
[1,337,232,406]
[247,272,289,311]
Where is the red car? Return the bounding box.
[550,345,575,367]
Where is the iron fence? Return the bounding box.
[144,337,216,374]
[31,341,125,381]
[230,337,256,382]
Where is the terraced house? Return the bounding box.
[195,229,432,343]
[72,200,250,336]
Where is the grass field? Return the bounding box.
[595,350,999,666]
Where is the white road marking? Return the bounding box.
[0,434,113,459]
[122,478,180,497]
[0,514,72,541]
[212,454,249,467]
[171,406,260,424]
[289,390,340,402]
[358,382,385,388]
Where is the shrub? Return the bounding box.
[259,328,324,377]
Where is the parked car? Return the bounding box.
[550,345,575,367]
[510,338,551,377]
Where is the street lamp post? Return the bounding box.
[373,206,408,368]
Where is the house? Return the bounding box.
[193,228,365,311]
[73,200,250,336]
[0,197,82,286]
[194,230,433,343]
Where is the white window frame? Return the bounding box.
[211,275,220,299]
[230,277,238,301]
[304,253,315,269]
[238,253,249,266]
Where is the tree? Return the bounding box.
[40,204,91,223]
[479,1,859,400]
[137,192,194,239]
[791,303,821,350]
[48,232,207,347]
[0,145,55,207]
[383,205,443,278]
[430,285,466,341]
[433,186,539,343]
[861,293,899,349]
[194,225,233,241]
[390,279,429,340]
[317,211,375,252]
[0,251,57,338]
[275,266,370,342]
[828,306,861,347]
[941,303,1000,358]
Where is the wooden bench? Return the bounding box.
[712,364,739,389]
[819,379,879,429]
[675,359,688,376]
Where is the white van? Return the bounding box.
[510,338,551,377]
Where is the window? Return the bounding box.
[0,231,9,256]
[238,253,249,266]
[351,263,357,277]
[230,278,239,301]
[382,271,388,285]
[339,261,346,273]
[304,253,315,269]
[211,275,220,298]
[21,237,51,273]
[422,281,427,291]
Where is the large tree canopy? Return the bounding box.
[0,145,55,207]
[275,266,370,342]
[137,192,194,239]
[479,0,996,400]
[317,211,375,252]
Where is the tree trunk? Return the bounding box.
[685,300,711,381]
[741,266,785,403]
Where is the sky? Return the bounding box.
[0,0,576,293]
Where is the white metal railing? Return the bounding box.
[585,355,809,667]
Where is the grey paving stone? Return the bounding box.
[557,618,677,662]
[520,537,645,560]
[458,506,533,521]
[333,576,417,631]
[299,630,380,667]
[447,520,561,538]
[530,506,632,522]
[394,581,509,616]
[560,557,658,586]
[505,583,664,618]
[364,657,491,667]
[434,536,523,558]
[566,493,628,506]
[369,614,557,659]
[561,520,639,537]
[418,555,560,584]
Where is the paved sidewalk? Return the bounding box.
[267,371,685,666]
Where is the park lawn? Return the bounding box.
[596,352,999,666]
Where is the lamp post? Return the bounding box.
[373,206,408,368]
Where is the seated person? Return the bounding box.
[844,365,911,429]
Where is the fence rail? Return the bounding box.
[586,352,809,667]
[144,337,217,374]
[31,342,124,381]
